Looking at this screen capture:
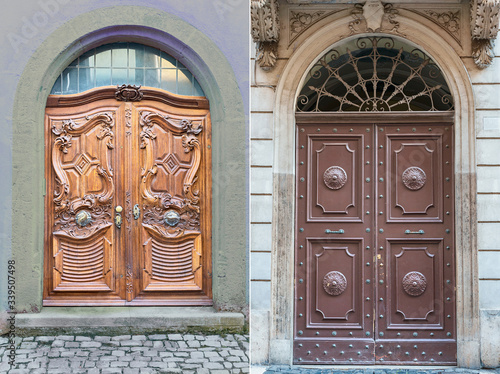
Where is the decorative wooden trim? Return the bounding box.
[46,86,209,110]
[295,112,455,124]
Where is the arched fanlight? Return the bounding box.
[297,36,453,112]
[51,42,204,96]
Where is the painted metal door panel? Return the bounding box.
[294,121,455,365]
[44,87,211,306]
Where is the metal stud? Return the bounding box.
[333,128,337,133]
[446,211,450,215]
[379,332,384,337]
[447,280,451,284]
[349,332,353,336]
[446,195,450,198]
[366,332,371,337]
[446,246,450,250]
[366,245,370,249]
[300,128,305,132]
[315,344,319,348]
[366,195,370,199]
[366,345,369,349]
[447,263,450,267]
[299,262,303,266]
[429,128,432,131]
[350,129,353,132]
[447,332,452,337]
[379,229,384,233]
[431,359,435,362]
[366,211,370,215]
[349,358,353,362]
[430,333,434,336]
[414,358,418,362]
[300,161,304,165]
[379,194,383,198]
[379,178,384,182]
[379,315,384,318]
[301,145,304,149]
[332,331,337,336]
[380,128,384,132]
[315,358,319,362]
[413,332,418,337]
[298,343,303,347]
[317,128,321,132]
[447,315,451,318]
[366,228,371,233]
[397,333,401,336]
[379,280,384,284]
[366,262,370,266]
[298,330,303,335]
[379,246,383,250]
[446,144,449,148]
[298,358,303,361]
[340,351,344,355]
[332,344,336,347]
[366,178,371,182]
[412,128,416,132]
[349,344,353,348]
[299,195,303,199]
[447,297,451,301]
[299,279,303,284]
[379,145,383,149]
[366,279,371,284]
[299,297,303,300]
[380,358,384,362]
[380,298,384,301]
[414,345,418,349]
[397,128,400,132]
[307,350,311,355]
[446,161,450,164]
[446,177,450,181]
[405,352,409,356]
[324,351,327,355]
[388,351,393,355]
[366,145,370,149]
[366,161,370,165]
[300,177,305,182]
[366,314,371,318]
[299,245,303,249]
[315,332,319,335]
[298,313,303,317]
[366,128,371,132]
[299,228,304,232]
[380,161,384,165]
[439,352,443,356]
[446,229,450,233]
[379,345,383,348]
[379,263,384,267]
[358,352,361,355]
[397,345,401,348]
[379,211,383,215]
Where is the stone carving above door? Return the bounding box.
[251,0,280,70]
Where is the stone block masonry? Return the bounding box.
[0,333,249,373]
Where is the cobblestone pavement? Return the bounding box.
[0,333,249,373]
[261,366,500,374]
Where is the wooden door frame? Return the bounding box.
[268,29,480,368]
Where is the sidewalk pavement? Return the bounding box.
[0,333,249,373]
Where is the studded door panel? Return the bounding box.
[376,125,455,364]
[294,122,455,365]
[295,125,375,364]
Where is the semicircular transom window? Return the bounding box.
[297,36,453,112]
[50,42,204,96]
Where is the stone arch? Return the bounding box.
[12,6,246,312]
[269,16,479,367]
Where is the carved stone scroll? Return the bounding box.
[115,84,143,102]
[251,0,280,70]
[471,0,500,68]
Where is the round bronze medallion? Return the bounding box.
[402,271,427,296]
[323,271,347,296]
[164,210,181,227]
[323,166,347,190]
[402,166,426,190]
[75,210,92,227]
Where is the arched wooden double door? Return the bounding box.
[43,86,212,306]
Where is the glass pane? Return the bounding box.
[178,69,193,96]
[96,68,112,87]
[161,69,176,92]
[51,74,62,94]
[130,69,144,86]
[144,46,161,68]
[62,68,78,94]
[145,69,160,87]
[111,68,128,85]
[129,43,144,68]
[161,52,176,69]
[194,79,204,96]
[112,45,128,68]
[95,45,111,67]
[79,49,95,67]
[79,68,95,92]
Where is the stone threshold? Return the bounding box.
[14,306,245,336]
[263,366,500,374]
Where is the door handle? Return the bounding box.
[115,205,123,229]
[405,229,425,234]
[133,204,140,220]
[325,229,344,234]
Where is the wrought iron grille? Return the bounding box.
[296,37,453,112]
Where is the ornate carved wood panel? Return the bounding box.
[294,119,455,365]
[44,87,211,306]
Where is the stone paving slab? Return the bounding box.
[0,333,249,373]
[262,366,500,374]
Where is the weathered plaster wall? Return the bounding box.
[250,0,499,368]
[0,0,248,327]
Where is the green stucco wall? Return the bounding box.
[9,6,247,314]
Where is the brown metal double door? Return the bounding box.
[43,87,212,306]
[294,118,455,365]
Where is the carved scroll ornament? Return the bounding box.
[115,84,143,102]
[251,0,280,70]
[471,0,500,68]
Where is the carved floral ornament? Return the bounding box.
[471,0,500,68]
[251,0,280,70]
